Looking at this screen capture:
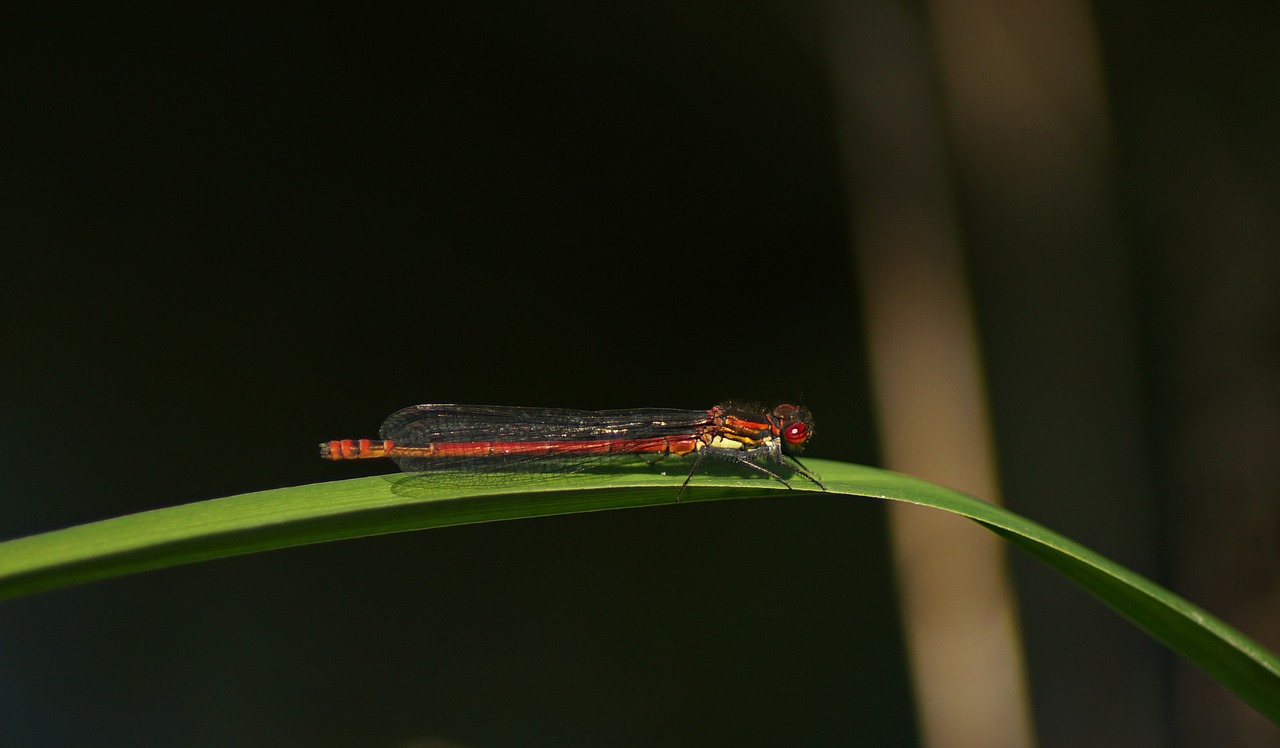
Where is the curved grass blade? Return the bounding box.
[0,459,1276,723]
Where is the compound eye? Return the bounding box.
[784,421,808,445]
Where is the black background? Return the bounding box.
[3,2,1278,746]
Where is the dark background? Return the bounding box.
[2,3,1277,746]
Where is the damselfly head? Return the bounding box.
[771,403,815,454]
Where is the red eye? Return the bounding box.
[784,421,808,445]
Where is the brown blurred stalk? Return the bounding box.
[824,2,1035,746]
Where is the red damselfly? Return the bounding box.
[320,402,824,497]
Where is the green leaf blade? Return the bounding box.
[0,458,1276,723]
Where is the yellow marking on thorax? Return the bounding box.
[703,435,777,451]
